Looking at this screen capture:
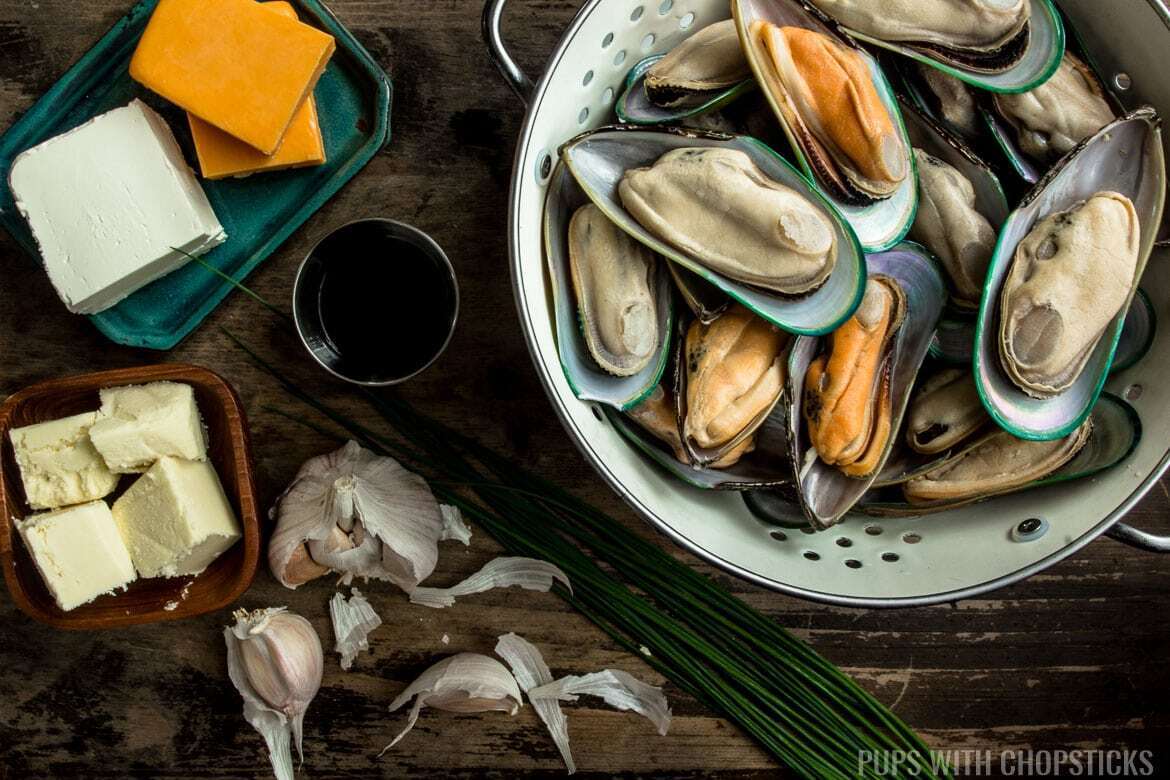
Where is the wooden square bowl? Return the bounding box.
[0,364,260,629]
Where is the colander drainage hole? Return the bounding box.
[631,6,644,22]
[1115,72,1133,91]
[601,87,615,105]
[844,559,862,569]
[535,152,552,183]
[803,551,820,561]
[614,49,627,67]
[590,405,603,422]
[835,537,852,547]
[1125,383,1143,401]
[578,107,590,124]
[582,70,594,87]
[679,12,695,29]
[864,524,883,536]
[800,527,815,535]
[1012,517,1049,543]
[602,32,614,48]
[770,530,787,542]
[641,33,656,53]
[658,0,673,13]
[881,552,899,563]
[902,533,922,545]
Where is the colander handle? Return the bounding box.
[1106,521,1170,553]
[483,0,535,103]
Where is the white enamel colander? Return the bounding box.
[483,0,1170,606]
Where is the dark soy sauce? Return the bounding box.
[312,221,457,381]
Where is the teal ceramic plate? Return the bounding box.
[0,0,392,349]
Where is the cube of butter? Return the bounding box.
[9,412,120,510]
[7,99,226,314]
[17,501,137,612]
[112,457,241,578]
[130,0,336,155]
[89,381,208,473]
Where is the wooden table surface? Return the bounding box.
[1,1,1168,777]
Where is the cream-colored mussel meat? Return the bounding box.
[915,63,980,137]
[568,204,659,376]
[752,23,908,200]
[619,147,837,293]
[904,368,990,454]
[644,20,751,107]
[683,305,789,462]
[998,192,1141,398]
[903,419,1090,504]
[807,0,1029,55]
[909,148,997,306]
[994,54,1116,160]
[804,277,906,477]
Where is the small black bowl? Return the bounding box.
[293,218,459,385]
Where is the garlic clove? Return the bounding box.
[381,653,522,752]
[408,556,571,609]
[225,607,324,780]
[283,543,330,587]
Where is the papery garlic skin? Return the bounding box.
[268,441,448,591]
[225,607,324,780]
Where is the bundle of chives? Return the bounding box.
[229,330,949,780]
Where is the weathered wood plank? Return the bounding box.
[0,0,1167,776]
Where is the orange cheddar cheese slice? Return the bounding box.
[188,2,326,178]
[130,0,335,155]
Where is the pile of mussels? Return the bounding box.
[544,0,1166,530]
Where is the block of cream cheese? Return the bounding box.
[7,99,227,314]
[17,501,137,611]
[188,2,327,179]
[130,0,336,155]
[89,381,208,474]
[112,457,241,578]
[8,412,119,510]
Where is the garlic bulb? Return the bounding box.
[268,441,451,591]
[225,608,324,780]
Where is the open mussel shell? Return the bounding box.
[731,0,917,252]
[617,54,756,126]
[983,51,1118,186]
[608,403,791,490]
[787,243,946,529]
[973,109,1166,440]
[673,312,788,467]
[810,0,1065,94]
[542,160,674,410]
[668,263,729,325]
[560,125,866,335]
[860,392,1140,516]
[931,289,1157,370]
[901,98,1010,309]
[901,99,1010,227]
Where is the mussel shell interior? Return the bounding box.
[616,54,756,126]
[730,0,919,252]
[560,125,867,335]
[828,0,1066,94]
[606,405,791,490]
[973,109,1166,441]
[788,244,947,529]
[543,160,675,410]
[860,391,1139,515]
